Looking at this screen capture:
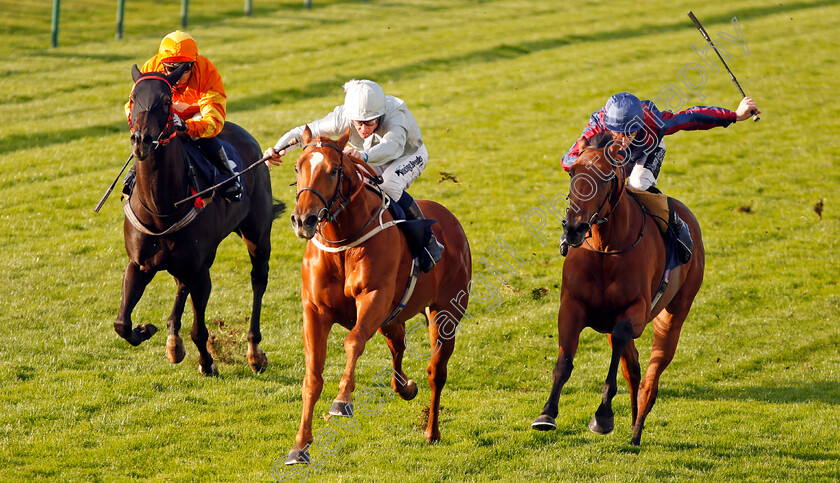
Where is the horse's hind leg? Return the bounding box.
[620,339,642,428]
[424,307,458,444]
[187,269,217,376]
[379,323,418,401]
[165,278,189,364]
[589,319,634,435]
[114,262,158,346]
[240,231,270,373]
[632,308,686,446]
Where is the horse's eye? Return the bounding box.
[294,164,299,174]
[330,167,339,177]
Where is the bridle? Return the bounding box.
[566,146,646,255]
[295,141,383,244]
[127,74,177,148]
[295,141,354,224]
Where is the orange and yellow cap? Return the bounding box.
[158,30,198,63]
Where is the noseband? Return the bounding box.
[127,74,177,149]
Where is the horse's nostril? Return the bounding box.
[303,215,318,229]
[290,214,299,229]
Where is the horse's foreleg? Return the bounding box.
[330,320,386,416]
[287,310,331,465]
[589,319,635,435]
[187,269,216,376]
[532,302,584,431]
[379,323,418,401]
[114,262,158,346]
[165,278,189,364]
[632,308,685,446]
[619,339,641,428]
[245,239,270,373]
[424,307,458,444]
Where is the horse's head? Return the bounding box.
[128,64,188,161]
[563,132,629,247]
[290,126,353,239]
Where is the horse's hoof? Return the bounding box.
[588,414,614,435]
[283,448,310,465]
[247,348,268,374]
[198,361,218,377]
[329,400,354,417]
[398,379,418,401]
[531,414,557,431]
[127,324,158,346]
[166,335,185,364]
[424,429,441,444]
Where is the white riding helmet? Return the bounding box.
[343,79,386,122]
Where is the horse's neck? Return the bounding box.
[133,141,188,215]
[589,189,637,250]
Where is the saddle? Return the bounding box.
[181,140,244,201]
[626,186,693,267]
[121,139,244,207]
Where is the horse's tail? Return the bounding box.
[272,198,286,220]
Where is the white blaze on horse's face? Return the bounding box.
[308,152,326,179]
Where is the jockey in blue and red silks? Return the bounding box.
[560,92,760,251]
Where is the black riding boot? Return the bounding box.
[671,211,694,264]
[197,137,242,202]
[122,165,136,199]
[399,193,443,271]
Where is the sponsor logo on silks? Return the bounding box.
[395,155,424,176]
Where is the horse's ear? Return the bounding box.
[164,63,188,85]
[302,125,313,144]
[337,128,351,150]
[575,137,589,152]
[606,140,625,163]
[131,64,142,82]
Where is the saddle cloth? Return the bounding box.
[385,194,436,270]
[181,139,245,198]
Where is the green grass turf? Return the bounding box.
[0,0,838,481]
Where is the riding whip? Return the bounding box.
[687,11,759,122]
[174,139,298,208]
[94,153,134,213]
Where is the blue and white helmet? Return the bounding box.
[603,92,644,133]
[343,79,386,122]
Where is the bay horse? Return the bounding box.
[532,132,705,445]
[283,127,471,464]
[114,64,283,375]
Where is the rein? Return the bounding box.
[571,147,646,255]
[296,141,386,245]
[124,73,200,234]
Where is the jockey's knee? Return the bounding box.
[380,179,406,201]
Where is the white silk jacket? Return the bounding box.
[274,96,423,166]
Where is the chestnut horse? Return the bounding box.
[115,65,283,375]
[283,127,471,464]
[532,132,705,445]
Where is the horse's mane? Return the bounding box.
[589,131,613,149]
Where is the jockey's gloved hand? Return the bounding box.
[172,114,187,132]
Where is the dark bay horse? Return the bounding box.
[115,64,283,375]
[532,132,705,445]
[283,127,471,464]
